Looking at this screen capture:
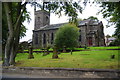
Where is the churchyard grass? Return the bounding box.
[88,46,120,50]
[15,50,119,69]
[24,48,53,51]
[23,46,119,52]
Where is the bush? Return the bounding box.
[109,39,120,46]
[54,23,80,49]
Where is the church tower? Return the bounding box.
[34,10,50,30]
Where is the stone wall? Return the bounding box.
[3,67,119,78]
[34,10,50,30]
[33,29,57,48]
[33,11,106,48]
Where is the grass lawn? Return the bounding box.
[24,48,53,51]
[88,46,120,50]
[23,46,120,52]
[15,50,119,69]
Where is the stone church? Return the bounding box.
[32,10,105,48]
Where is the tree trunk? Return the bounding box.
[28,46,34,59]
[9,2,22,65]
[63,46,66,53]
[52,47,59,59]
[70,50,73,55]
[3,3,14,66]
[3,2,27,66]
[9,47,15,65]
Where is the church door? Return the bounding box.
[88,37,92,46]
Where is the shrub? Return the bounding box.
[109,39,120,46]
[54,23,80,50]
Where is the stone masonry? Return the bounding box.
[33,10,105,48]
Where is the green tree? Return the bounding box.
[3,2,29,66]
[83,16,98,21]
[3,1,85,66]
[31,1,83,25]
[54,23,79,50]
[2,3,28,52]
[99,2,120,44]
[88,16,98,21]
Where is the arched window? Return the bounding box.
[51,33,54,44]
[79,30,81,41]
[47,34,49,43]
[35,34,38,44]
[43,33,46,45]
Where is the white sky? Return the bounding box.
[20,2,116,42]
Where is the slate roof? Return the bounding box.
[37,23,66,31]
[78,19,100,26]
[78,19,90,26]
[108,37,116,41]
[35,19,100,31]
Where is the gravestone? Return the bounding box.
[63,46,66,53]
[70,50,73,55]
[42,47,50,56]
[111,55,115,59]
[28,45,34,59]
[52,46,59,59]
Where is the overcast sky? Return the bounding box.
[20,2,116,42]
